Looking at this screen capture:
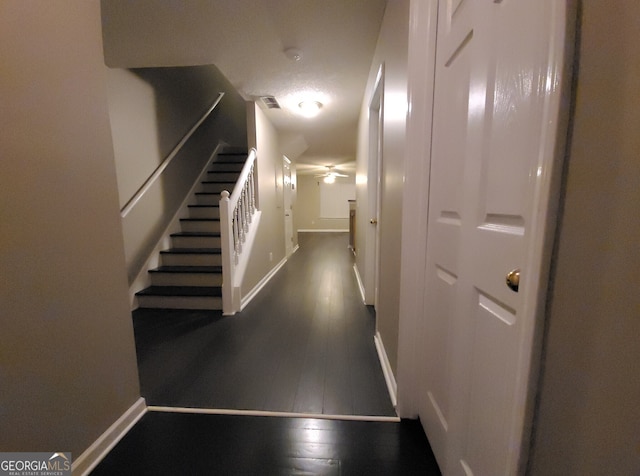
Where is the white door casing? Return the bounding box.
[283,156,294,257]
[419,1,574,474]
[366,64,385,308]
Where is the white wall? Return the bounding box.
[295,175,354,231]
[355,0,410,374]
[105,65,248,283]
[240,104,287,296]
[528,2,640,473]
[0,0,140,456]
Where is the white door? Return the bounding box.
[368,66,384,309]
[283,156,294,257]
[420,1,572,474]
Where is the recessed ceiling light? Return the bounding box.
[298,100,323,117]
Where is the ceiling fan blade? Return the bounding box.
[334,172,349,177]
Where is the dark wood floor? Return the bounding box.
[90,411,441,475]
[133,232,395,417]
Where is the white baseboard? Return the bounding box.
[148,406,399,422]
[353,264,366,303]
[72,397,146,476]
[239,256,288,311]
[374,332,398,408]
[297,229,348,233]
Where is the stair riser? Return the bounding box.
[136,295,222,310]
[208,164,244,172]
[171,236,221,248]
[181,220,220,233]
[150,273,223,287]
[215,155,247,163]
[188,207,220,219]
[205,172,239,181]
[200,183,234,194]
[161,254,222,266]
[195,194,221,206]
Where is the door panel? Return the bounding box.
[420,1,571,474]
[420,1,473,466]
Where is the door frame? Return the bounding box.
[283,155,294,257]
[365,64,385,308]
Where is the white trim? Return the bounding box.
[72,397,146,476]
[232,210,262,288]
[147,406,399,422]
[297,229,349,233]
[353,264,366,303]
[238,255,288,312]
[374,331,398,408]
[396,0,439,419]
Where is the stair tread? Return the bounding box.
[170,231,220,237]
[188,204,219,208]
[150,265,222,273]
[201,180,236,184]
[180,217,220,222]
[136,286,222,297]
[160,248,221,254]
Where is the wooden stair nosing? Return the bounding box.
[170,231,221,238]
[136,286,222,297]
[149,265,223,274]
[179,218,221,222]
[160,247,221,255]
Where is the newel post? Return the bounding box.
[219,190,235,315]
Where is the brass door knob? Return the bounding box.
[370,218,378,225]
[506,268,520,292]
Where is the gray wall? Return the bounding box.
[295,175,354,232]
[356,0,410,375]
[529,2,640,473]
[0,0,140,456]
[106,65,247,283]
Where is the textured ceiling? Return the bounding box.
[101,0,388,174]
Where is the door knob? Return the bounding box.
[370,218,378,225]
[506,268,520,292]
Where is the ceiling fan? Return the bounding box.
[314,166,349,183]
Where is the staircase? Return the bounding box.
[135,151,247,310]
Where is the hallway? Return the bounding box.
[133,232,395,417]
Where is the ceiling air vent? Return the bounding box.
[260,96,281,109]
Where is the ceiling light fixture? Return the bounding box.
[298,100,323,117]
[323,174,336,184]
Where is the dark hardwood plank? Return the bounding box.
[134,232,395,417]
[90,412,441,475]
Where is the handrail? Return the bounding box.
[220,148,258,315]
[120,92,225,218]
